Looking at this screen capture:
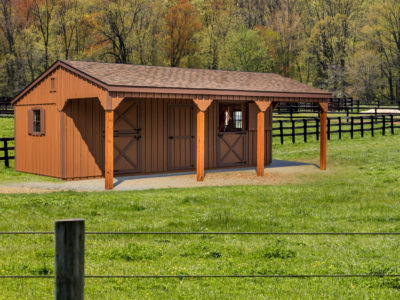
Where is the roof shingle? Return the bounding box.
[62,60,330,95]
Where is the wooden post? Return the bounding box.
[360,116,364,138]
[291,120,295,143]
[327,118,331,140]
[338,117,342,139]
[193,99,213,182]
[105,110,114,190]
[254,100,272,176]
[382,115,386,136]
[319,102,328,171]
[55,219,85,300]
[3,139,9,168]
[279,120,284,144]
[350,117,354,139]
[371,115,374,137]
[303,119,307,143]
[391,115,394,134]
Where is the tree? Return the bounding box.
[165,0,202,67]
[32,0,56,69]
[220,28,273,72]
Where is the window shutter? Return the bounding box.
[28,109,33,135]
[40,108,45,135]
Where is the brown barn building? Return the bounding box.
[12,60,331,189]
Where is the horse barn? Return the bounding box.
[12,60,331,189]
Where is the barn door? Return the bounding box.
[168,104,194,170]
[114,100,141,174]
[217,132,247,167]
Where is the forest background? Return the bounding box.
[0,0,399,102]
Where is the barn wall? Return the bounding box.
[14,104,61,177]
[63,99,104,179]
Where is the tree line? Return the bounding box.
[0,0,399,102]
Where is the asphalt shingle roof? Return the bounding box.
[62,60,330,95]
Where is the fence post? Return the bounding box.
[338,117,342,140]
[316,118,319,141]
[382,115,386,136]
[291,120,295,143]
[360,116,364,138]
[55,219,85,300]
[3,139,9,168]
[371,115,374,137]
[279,120,284,144]
[303,119,307,143]
[327,118,331,140]
[350,117,354,139]
[391,115,394,134]
[357,100,360,113]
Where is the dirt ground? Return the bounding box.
[0,160,320,194]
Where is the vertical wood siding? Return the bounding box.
[63,99,104,179]
[14,105,61,177]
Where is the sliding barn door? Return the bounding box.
[113,100,141,174]
[168,104,194,170]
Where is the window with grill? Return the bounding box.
[28,108,45,136]
[33,110,41,133]
[232,110,242,129]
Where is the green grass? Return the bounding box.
[0,117,13,137]
[0,133,400,298]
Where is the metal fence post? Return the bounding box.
[55,219,85,300]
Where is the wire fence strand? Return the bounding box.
[2,274,400,279]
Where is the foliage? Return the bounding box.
[1,0,400,101]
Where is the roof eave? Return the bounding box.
[107,85,332,99]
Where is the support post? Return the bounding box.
[193,99,213,181]
[254,100,272,176]
[319,102,328,170]
[105,110,114,189]
[55,219,85,300]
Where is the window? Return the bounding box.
[33,110,41,133]
[219,103,246,132]
[232,110,242,129]
[28,108,45,136]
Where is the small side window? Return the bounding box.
[33,110,41,133]
[28,108,45,136]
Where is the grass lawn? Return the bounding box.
[1,118,400,298]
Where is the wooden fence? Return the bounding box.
[0,137,14,167]
[272,115,400,144]
[0,98,13,115]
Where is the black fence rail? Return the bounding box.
[2,219,400,299]
[276,97,400,117]
[0,137,14,167]
[0,98,13,116]
[272,115,400,144]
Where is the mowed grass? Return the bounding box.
[0,120,400,298]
